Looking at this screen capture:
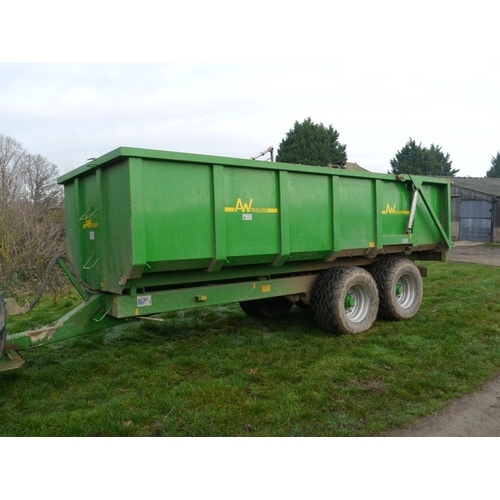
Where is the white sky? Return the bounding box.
[1,1,499,178]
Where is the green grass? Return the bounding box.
[1,261,500,436]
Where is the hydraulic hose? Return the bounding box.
[26,254,64,313]
[27,255,100,313]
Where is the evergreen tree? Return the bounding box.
[427,144,457,176]
[486,152,500,178]
[276,117,347,166]
[389,139,459,176]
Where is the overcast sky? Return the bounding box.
[2,2,499,178]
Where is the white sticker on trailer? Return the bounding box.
[137,296,152,307]
[243,214,253,221]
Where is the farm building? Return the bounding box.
[450,178,500,243]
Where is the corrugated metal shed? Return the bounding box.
[450,178,500,243]
[452,178,500,197]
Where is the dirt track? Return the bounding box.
[384,373,500,436]
[447,241,500,267]
[383,242,500,437]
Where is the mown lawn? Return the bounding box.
[1,260,499,436]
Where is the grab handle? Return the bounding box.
[79,208,98,221]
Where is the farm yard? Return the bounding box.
[0,146,461,437]
[383,242,500,436]
[2,56,500,497]
[1,245,499,437]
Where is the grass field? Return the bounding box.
[1,260,500,437]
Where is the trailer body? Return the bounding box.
[0,147,452,371]
[59,147,450,296]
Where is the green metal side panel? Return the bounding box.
[58,147,452,296]
[107,160,136,291]
[63,160,136,294]
[64,172,101,290]
[338,177,377,249]
[223,167,280,265]
[377,177,415,246]
[141,159,214,271]
[288,172,332,260]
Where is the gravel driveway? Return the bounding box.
[448,241,500,267]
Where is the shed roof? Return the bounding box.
[451,178,500,197]
[328,161,369,172]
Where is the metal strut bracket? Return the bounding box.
[407,186,419,234]
[407,175,453,250]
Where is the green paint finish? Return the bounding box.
[141,159,214,267]
[272,170,291,266]
[378,178,412,241]
[109,274,318,319]
[129,158,147,271]
[68,172,101,289]
[338,177,377,249]
[223,167,280,261]
[288,171,332,258]
[102,160,135,293]
[208,164,228,272]
[58,147,452,296]
[411,178,453,249]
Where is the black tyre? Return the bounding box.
[312,267,379,335]
[369,258,423,321]
[239,297,293,319]
[295,300,311,310]
[0,294,7,358]
[239,300,260,317]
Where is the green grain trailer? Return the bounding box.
[0,147,452,372]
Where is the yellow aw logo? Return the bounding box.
[225,198,278,214]
[381,204,410,215]
[235,198,253,212]
[82,218,99,229]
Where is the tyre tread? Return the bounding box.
[312,267,379,335]
[369,258,423,320]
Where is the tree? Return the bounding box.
[0,135,26,206]
[0,135,26,264]
[486,152,500,178]
[389,138,459,176]
[276,117,347,166]
[427,144,457,176]
[24,153,63,211]
[0,134,65,298]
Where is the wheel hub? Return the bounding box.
[345,293,356,310]
[344,285,370,323]
[395,275,415,308]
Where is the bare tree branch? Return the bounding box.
[0,134,67,298]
